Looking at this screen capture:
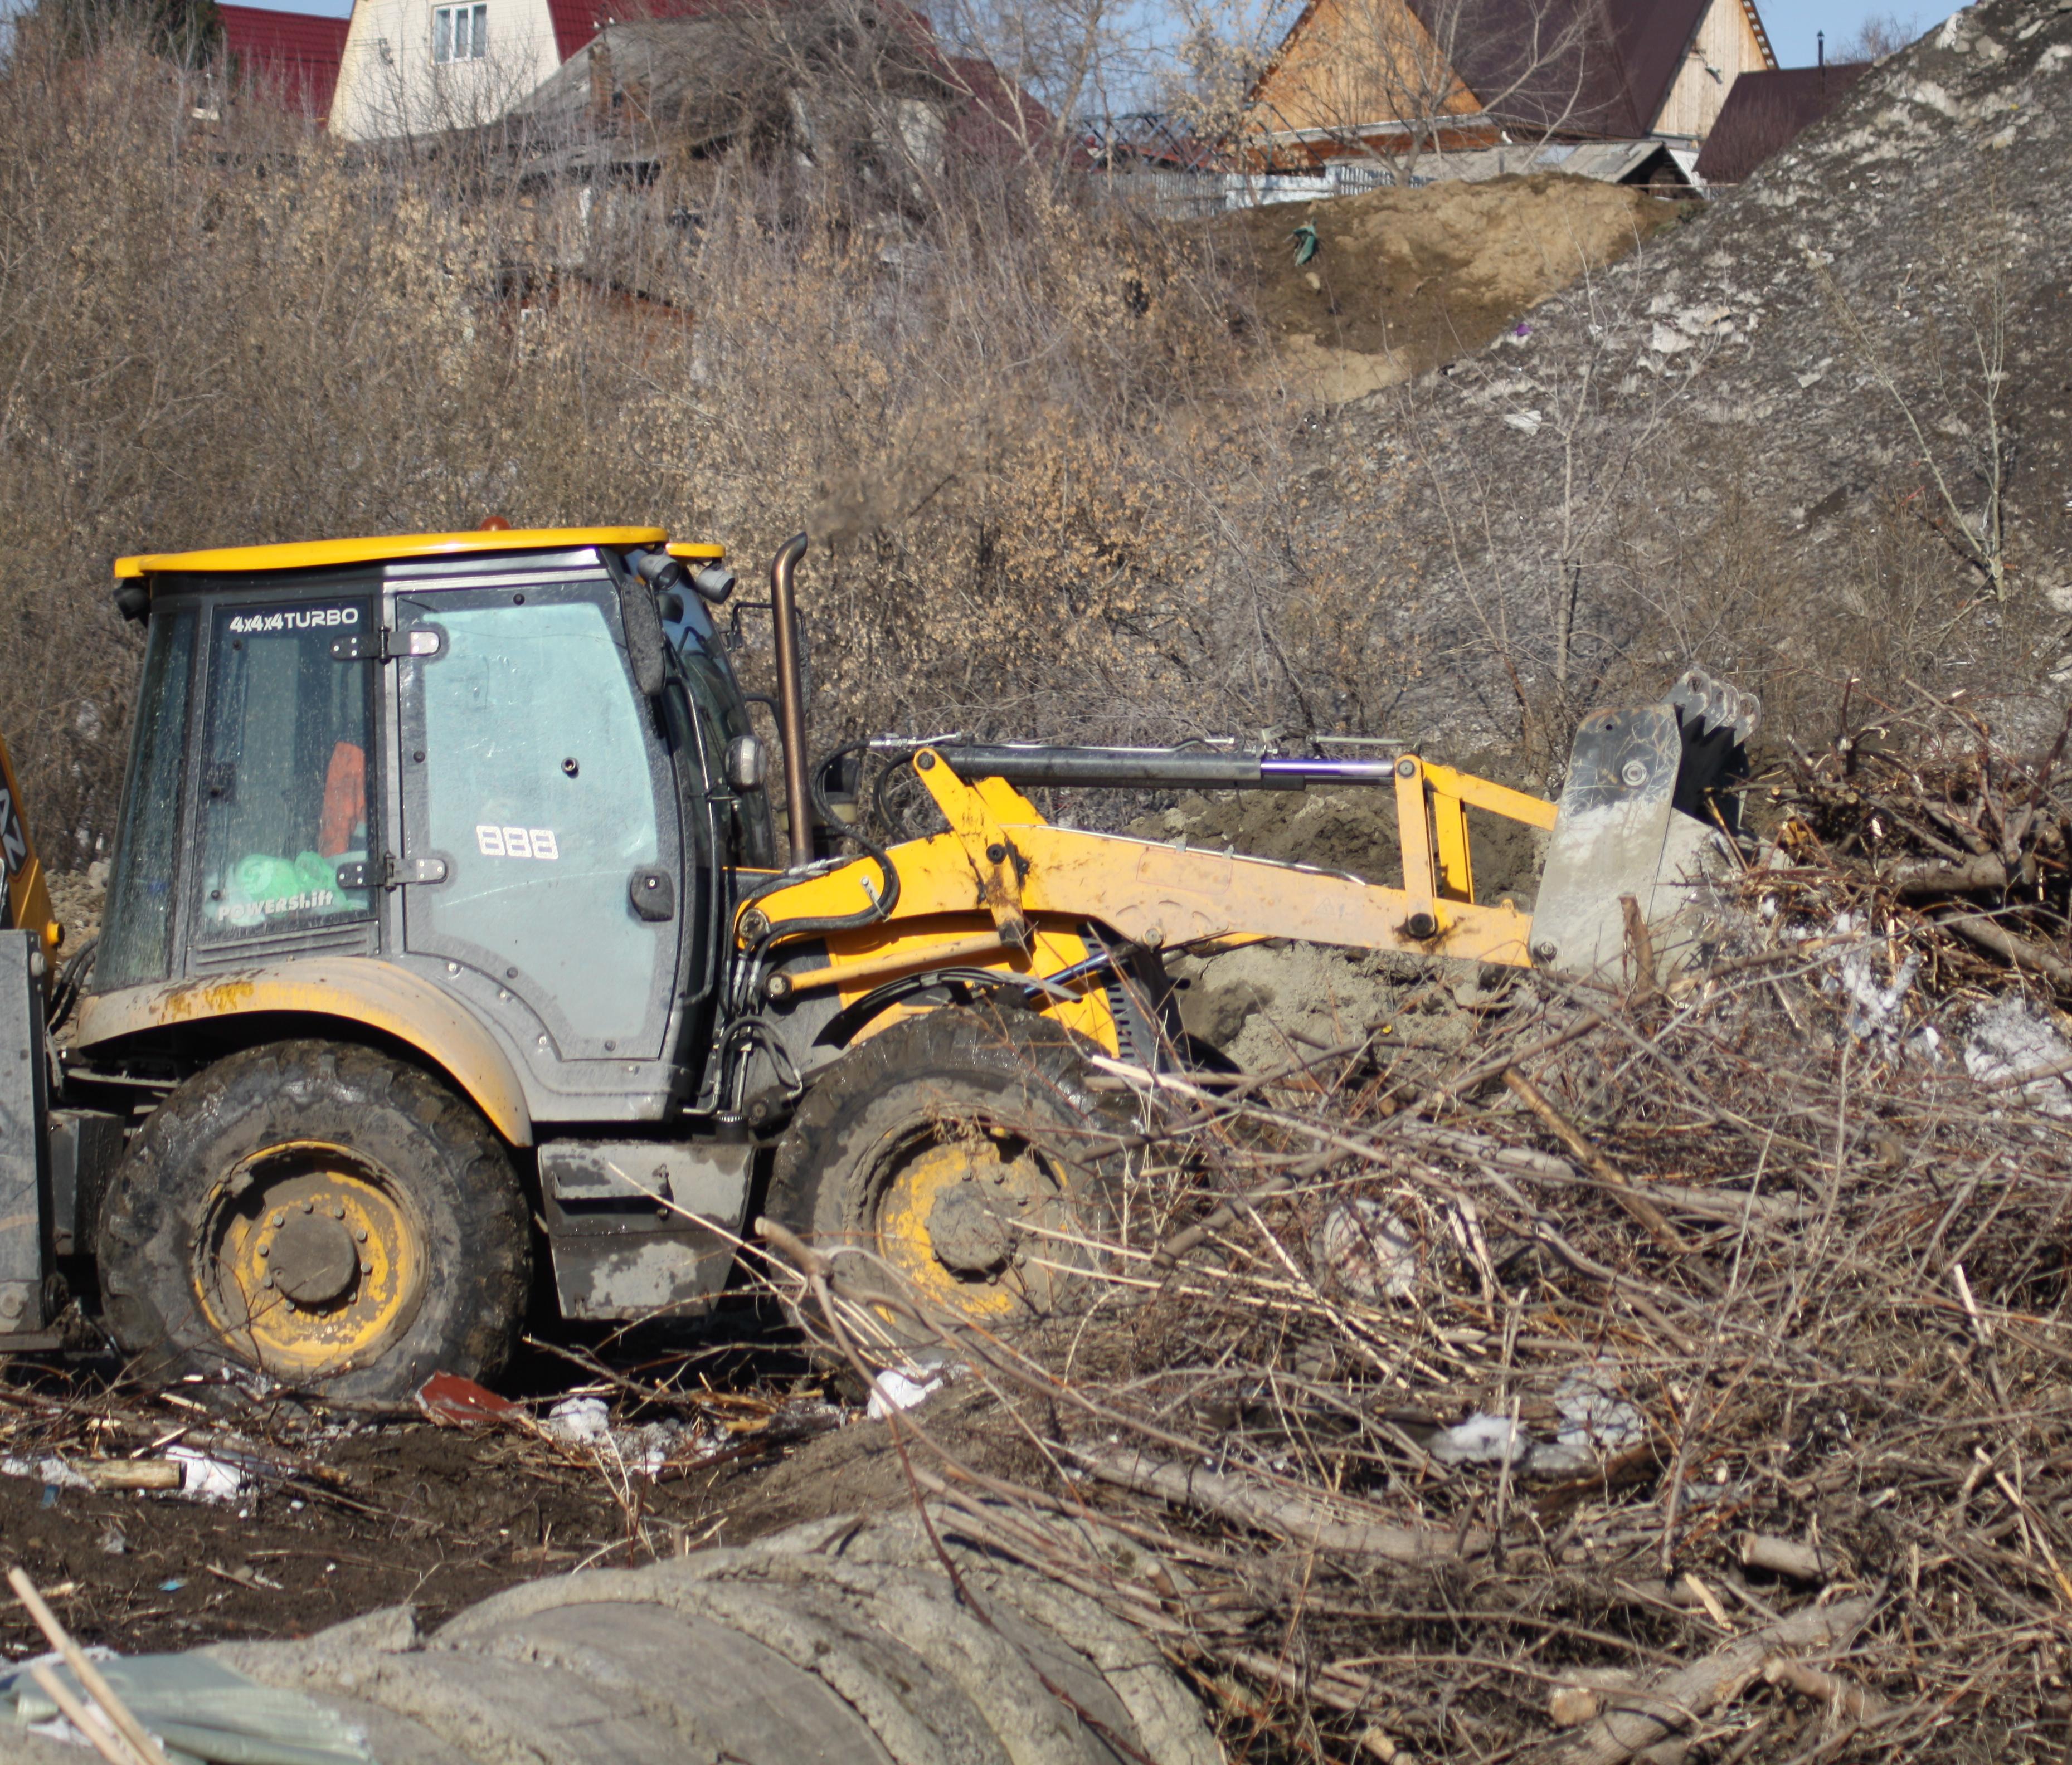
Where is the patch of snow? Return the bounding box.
[1964,997,2072,1115]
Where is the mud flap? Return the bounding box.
[1531,703,1736,983]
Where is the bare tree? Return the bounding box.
[1834,11,1917,62]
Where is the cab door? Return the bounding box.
[393,581,682,1062]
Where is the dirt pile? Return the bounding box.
[1330,0,2072,755]
[1125,776,1548,1068]
[1218,173,1687,401]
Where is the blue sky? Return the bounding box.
[215,0,1971,69]
[1763,1,1957,65]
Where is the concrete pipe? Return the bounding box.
[0,1506,1219,1765]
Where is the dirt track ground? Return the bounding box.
[0,1322,1022,1659]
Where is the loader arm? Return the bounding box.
[740,750,1557,1038]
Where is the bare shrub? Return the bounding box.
[0,9,1418,868]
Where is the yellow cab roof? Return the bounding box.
[113,528,724,580]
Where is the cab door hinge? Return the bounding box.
[332,627,442,663]
[335,854,449,890]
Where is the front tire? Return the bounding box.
[765,1007,1123,1344]
[99,1041,530,1405]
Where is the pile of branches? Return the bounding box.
[761,730,2072,1762]
[1772,694,2072,998]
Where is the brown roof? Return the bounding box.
[1255,0,1771,142]
[1694,61,1870,182]
[1413,0,1715,139]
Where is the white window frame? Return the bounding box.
[432,2,488,64]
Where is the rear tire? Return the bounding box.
[765,1007,1123,1346]
[98,1041,530,1405]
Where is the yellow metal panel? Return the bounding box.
[971,774,1045,823]
[738,835,983,940]
[1009,827,1533,964]
[779,929,1008,996]
[1393,757,1439,922]
[1431,790,1475,903]
[743,785,1535,968]
[0,734,60,958]
[1422,763,1558,831]
[664,543,726,561]
[113,528,669,581]
[915,753,1032,946]
[73,960,534,1145]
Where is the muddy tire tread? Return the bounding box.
[98,1040,529,1403]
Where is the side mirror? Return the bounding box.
[724,734,768,791]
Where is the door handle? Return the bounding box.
[336,855,449,890]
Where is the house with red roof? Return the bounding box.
[329,0,645,137]
[218,3,352,121]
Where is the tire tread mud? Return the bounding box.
[99,1040,529,1403]
[764,1007,1122,1335]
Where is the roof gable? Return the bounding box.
[1257,0,1773,143]
[1412,0,1711,138]
[1694,60,1868,182]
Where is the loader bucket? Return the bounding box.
[1530,671,1758,982]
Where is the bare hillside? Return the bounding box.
[1317,0,2072,767]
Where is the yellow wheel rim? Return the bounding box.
[196,1141,425,1379]
[870,1125,1077,1326]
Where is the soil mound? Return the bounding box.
[1217,173,1686,400]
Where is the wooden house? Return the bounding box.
[1248,0,1776,170]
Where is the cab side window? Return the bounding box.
[194,601,375,944]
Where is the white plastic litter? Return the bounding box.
[1836,945,1920,1044]
[1543,1368,1647,1473]
[166,1446,248,1503]
[1312,1198,1419,1302]
[543,1398,741,1475]
[0,1456,94,1491]
[544,1396,612,1445]
[1427,1367,1644,1474]
[867,1369,944,1418]
[1428,1412,1529,1466]
[866,1352,964,1419]
[1964,997,2072,1116]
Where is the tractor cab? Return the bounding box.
[79,528,771,1128]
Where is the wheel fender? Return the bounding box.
[74,960,534,1146]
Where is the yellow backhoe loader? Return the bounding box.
[0,527,1755,1400]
